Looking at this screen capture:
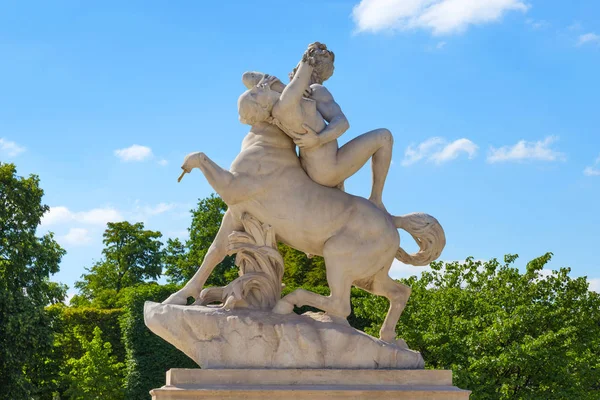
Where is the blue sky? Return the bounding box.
[1,0,599,297]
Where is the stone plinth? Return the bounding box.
[150,369,471,399]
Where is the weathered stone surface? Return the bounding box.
[150,369,471,400]
[144,301,424,369]
[165,43,446,346]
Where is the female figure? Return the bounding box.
[238,43,393,211]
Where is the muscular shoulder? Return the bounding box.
[310,84,335,103]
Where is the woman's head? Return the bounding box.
[237,86,278,126]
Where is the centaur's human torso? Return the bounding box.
[228,122,397,257]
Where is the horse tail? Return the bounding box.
[393,212,446,266]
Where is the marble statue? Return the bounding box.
[144,42,473,399]
[147,42,446,369]
[160,42,445,340]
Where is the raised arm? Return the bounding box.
[279,53,314,107]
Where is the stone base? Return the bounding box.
[144,302,424,369]
[150,369,471,399]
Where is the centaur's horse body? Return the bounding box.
[166,121,445,342]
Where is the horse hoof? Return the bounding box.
[272,299,294,314]
[162,291,190,305]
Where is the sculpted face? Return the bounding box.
[238,86,278,126]
[242,71,264,89]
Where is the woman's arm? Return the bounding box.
[279,52,314,107]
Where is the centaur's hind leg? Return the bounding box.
[354,269,411,342]
[163,210,242,305]
[273,260,353,320]
[273,239,354,320]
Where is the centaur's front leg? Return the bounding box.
[178,151,263,205]
[163,209,242,305]
[165,151,251,305]
[178,152,240,205]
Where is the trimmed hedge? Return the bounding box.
[119,284,197,400]
[51,305,126,362]
[38,305,126,399]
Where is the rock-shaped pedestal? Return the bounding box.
[144,301,424,369]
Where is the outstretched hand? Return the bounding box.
[258,74,280,88]
[293,124,322,149]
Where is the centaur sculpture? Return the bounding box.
[164,42,445,343]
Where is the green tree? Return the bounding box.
[164,194,237,286]
[278,244,328,288]
[353,254,600,399]
[65,326,125,400]
[73,221,163,308]
[0,163,67,399]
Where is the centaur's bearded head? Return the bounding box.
[289,42,335,85]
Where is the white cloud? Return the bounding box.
[352,0,529,36]
[41,206,72,226]
[589,278,600,293]
[577,32,600,46]
[140,202,175,216]
[42,206,123,227]
[114,144,153,162]
[77,208,123,225]
[583,154,600,176]
[402,137,445,166]
[60,228,92,246]
[584,167,600,177]
[402,137,478,166]
[487,136,565,163]
[525,18,549,30]
[0,138,26,157]
[430,138,478,164]
[158,159,169,166]
[436,41,447,49]
[42,202,182,229]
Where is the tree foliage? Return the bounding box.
[279,244,328,288]
[163,194,237,286]
[73,221,163,307]
[353,254,600,399]
[65,326,125,400]
[0,163,67,399]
